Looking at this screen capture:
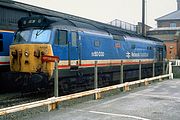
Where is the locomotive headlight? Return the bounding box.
[24,51,29,57]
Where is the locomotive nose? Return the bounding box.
[10,44,54,77]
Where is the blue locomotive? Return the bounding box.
[0,30,14,72]
[10,16,165,92]
[0,30,15,92]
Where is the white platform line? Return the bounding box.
[89,110,151,120]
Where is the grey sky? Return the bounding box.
[15,0,176,28]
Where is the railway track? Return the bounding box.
[0,91,51,109]
[0,75,116,109]
[0,65,164,110]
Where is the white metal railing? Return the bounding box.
[170,59,180,66]
[109,19,137,32]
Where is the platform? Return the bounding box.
[24,79,180,120]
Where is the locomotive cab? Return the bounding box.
[10,16,81,80]
[10,16,55,78]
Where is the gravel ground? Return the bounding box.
[0,92,52,120]
[0,92,51,109]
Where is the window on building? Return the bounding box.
[0,34,3,52]
[170,23,176,27]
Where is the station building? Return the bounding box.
[148,0,180,59]
[0,0,89,31]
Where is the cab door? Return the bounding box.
[68,31,80,67]
[53,30,69,62]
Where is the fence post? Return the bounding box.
[169,61,173,80]
[48,60,59,111]
[153,61,155,77]
[165,60,169,74]
[139,60,141,80]
[94,61,101,99]
[163,60,166,75]
[54,60,59,97]
[120,60,124,84]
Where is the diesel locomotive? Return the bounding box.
[10,16,166,92]
[0,30,15,92]
[0,30,14,72]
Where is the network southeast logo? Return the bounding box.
[126,51,148,58]
[126,52,131,58]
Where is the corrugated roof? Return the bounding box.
[156,10,180,21]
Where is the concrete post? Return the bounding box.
[139,60,142,80]
[163,60,166,75]
[120,60,124,84]
[165,60,169,74]
[153,61,155,77]
[54,60,59,97]
[169,61,173,79]
[94,61,98,89]
[94,61,101,99]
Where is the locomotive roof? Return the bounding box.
[18,16,163,43]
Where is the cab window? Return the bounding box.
[131,44,136,49]
[0,34,3,51]
[71,32,78,47]
[55,30,68,45]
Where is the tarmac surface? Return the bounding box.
[28,79,180,120]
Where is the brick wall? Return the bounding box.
[147,30,179,59]
[164,41,177,59]
[157,21,180,28]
